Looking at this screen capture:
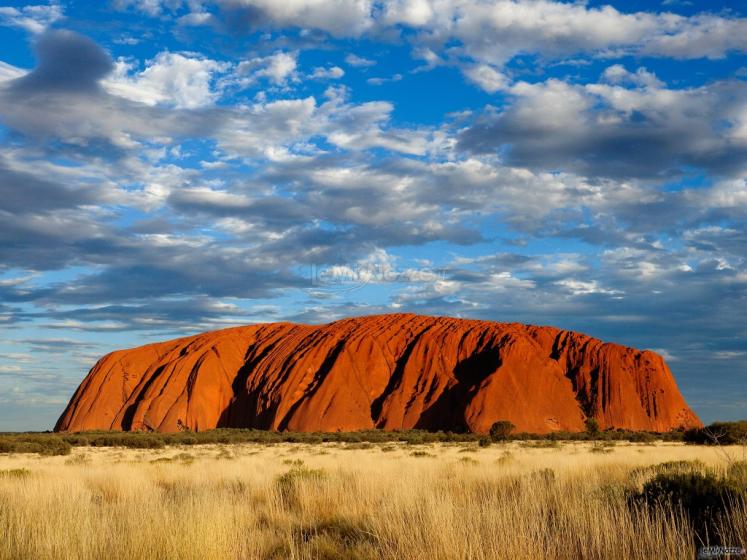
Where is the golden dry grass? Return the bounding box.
[0,441,745,560]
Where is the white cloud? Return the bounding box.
[216,96,318,157]
[643,15,747,59]
[214,87,433,158]
[105,52,231,108]
[233,51,298,87]
[322,93,428,154]
[460,75,747,179]
[463,64,507,93]
[213,1,747,63]
[217,1,747,93]
[0,61,25,82]
[382,0,434,26]
[217,0,374,36]
[177,11,214,26]
[602,64,663,88]
[0,4,63,34]
[556,279,622,296]
[311,66,345,80]
[366,74,402,86]
[344,53,376,67]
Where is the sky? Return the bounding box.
[0,0,746,431]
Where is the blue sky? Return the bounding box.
[0,0,746,430]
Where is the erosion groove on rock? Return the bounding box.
[55,314,702,433]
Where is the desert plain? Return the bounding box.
[1,439,745,560]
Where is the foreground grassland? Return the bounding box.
[1,441,745,560]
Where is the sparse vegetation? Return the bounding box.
[0,426,695,457]
[590,441,616,454]
[0,468,31,479]
[410,450,434,457]
[0,441,744,559]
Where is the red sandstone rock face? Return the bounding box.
[55,314,702,434]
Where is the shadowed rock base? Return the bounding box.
[55,314,702,434]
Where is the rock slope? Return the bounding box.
[55,314,702,433]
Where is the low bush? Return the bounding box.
[585,418,600,435]
[276,466,327,509]
[489,421,515,442]
[684,421,747,445]
[630,466,746,543]
[0,435,71,456]
[0,423,700,452]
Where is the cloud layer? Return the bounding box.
[1,1,746,429]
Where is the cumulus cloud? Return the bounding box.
[0,4,63,33]
[2,7,747,429]
[0,61,26,82]
[344,53,376,67]
[231,50,298,86]
[462,64,508,93]
[310,66,345,80]
[105,52,231,108]
[0,30,225,156]
[214,87,431,158]
[216,0,374,36]
[205,1,747,92]
[459,75,747,178]
[366,73,402,86]
[601,64,663,88]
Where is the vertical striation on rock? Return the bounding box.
[55,314,702,433]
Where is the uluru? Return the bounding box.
[55,314,702,434]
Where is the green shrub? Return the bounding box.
[585,418,600,435]
[0,435,71,456]
[627,431,656,443]
[0,424,685,453]
[489,421,515,442]
[631,469,746,542]
[61,435,90,446]
[684,421,747,445]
